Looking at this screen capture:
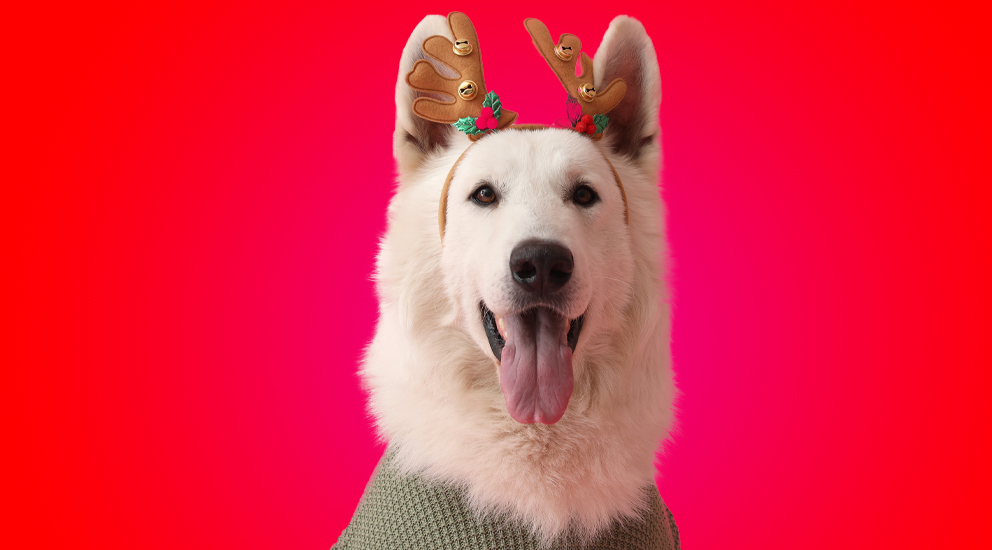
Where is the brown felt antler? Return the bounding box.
[524,18,626,116]
[406,12,518,129]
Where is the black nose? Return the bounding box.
[509,240,573,296]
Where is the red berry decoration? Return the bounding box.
[586,124,597,135]
[475,109,500,131]
[575,122,588,133]
[454,91,504,136]
[581,114,594,125]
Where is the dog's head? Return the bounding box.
[439,129,634,424]
[389,12,662,426]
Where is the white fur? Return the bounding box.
[363,14,673,543]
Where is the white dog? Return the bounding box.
[333,12,677,550]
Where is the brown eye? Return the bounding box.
[472,185,497,205]
[573,185,597,207]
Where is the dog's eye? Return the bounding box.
[572,185,598,207]
[472,185,498,205]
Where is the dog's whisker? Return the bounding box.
[592,275,636,293]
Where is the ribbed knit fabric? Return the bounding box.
[332,450,680,550]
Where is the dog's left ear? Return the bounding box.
[594,17,661,160]
[394,16,456,178]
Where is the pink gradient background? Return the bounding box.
[3,1,990,548]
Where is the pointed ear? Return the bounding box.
[394,16,456,177]
[593,17,661,160]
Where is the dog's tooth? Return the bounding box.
[496,315,507,339]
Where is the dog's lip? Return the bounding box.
[480,302,584,361]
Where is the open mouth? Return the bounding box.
[481,303,583,361]
[481,302,584,424]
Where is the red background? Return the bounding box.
[3,1,990,548]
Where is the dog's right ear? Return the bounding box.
[593,17,661,161]
[394,16,455,177]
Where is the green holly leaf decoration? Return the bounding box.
[454,116,483,135]
[593,114,609,134]
[482,91,502,120]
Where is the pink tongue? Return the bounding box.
[499,308,574,424]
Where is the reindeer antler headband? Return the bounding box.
[406,12,630,240]
[405,12,520,131]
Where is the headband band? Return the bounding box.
[437,125,628,241]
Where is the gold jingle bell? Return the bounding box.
[452,40,473,56]
[578,83,597,102]
[554,44,573,61]
[458,80,478,100]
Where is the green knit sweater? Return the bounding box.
[332,450,680,550]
